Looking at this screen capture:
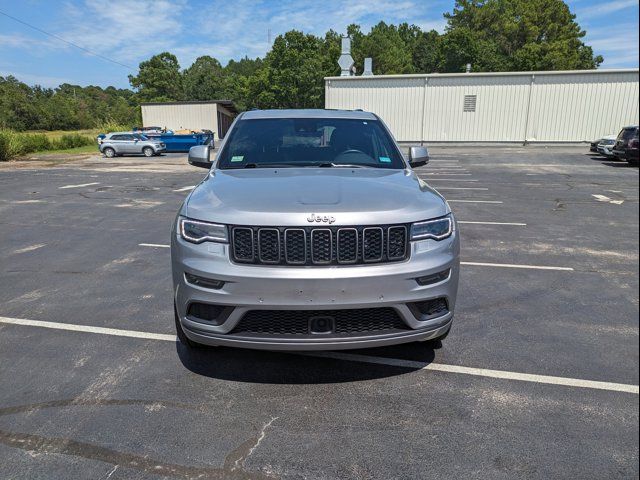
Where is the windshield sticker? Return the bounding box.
[379,156,391,163]
[231,155,244,162]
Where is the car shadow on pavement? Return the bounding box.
[176,341,437,384]
[587,154,636,167]
[600,161,638,168]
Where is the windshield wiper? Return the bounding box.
[242,163,298,168]
[318,162,375,168]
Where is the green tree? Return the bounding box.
[350,22,414,74]
[439,27,507,72]
[443,0,603,71]
[225,56,264,77]
[247,30,329,109]
[183,56,226,101]
[128,52,183,101]
[413,30,444,73]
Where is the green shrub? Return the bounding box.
[0,130,23,161]
[20,133,51,153]
[53,133,94,149]
[96,120,130,134]
[0,130,94,161]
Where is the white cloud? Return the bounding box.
[0,33,60,52]
[575,0,638,19]
[58,0,187,65]
[583,22,639,68]
[415,19,448,33]
[189,0,448,66]
[0,69,72,87]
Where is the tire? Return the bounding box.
[103,147,116,158]
[174,303,204,349]
[143,147,154,157]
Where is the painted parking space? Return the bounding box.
[0,147,638,478]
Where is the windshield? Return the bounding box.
[217,118,405,169]
[620,128,638,141]
[134,134,148,140]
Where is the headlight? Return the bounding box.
[179,217,228,243]
[410,214,453,241]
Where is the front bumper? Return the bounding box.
[171,228,460,351]
[597,145,615,156]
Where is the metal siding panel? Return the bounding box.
[325,71,639,142]
[141,104,218,132]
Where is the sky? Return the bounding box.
[0,0,638,89]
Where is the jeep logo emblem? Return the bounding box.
[307,213,335,224]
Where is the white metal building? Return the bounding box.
[325,69,639,143]
[140,100,237,139]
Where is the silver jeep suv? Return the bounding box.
[99,132,166,157]
[171,109,460,350]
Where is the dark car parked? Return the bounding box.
[612,126,639,165]
[624,135,639,166]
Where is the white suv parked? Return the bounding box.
[99,132,166,158]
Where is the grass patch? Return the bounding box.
[0,130,97,161]
[33,144,99,156]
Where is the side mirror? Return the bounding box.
[408,146,429,167]
[188,145,212,169]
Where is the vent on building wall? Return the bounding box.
[463,95,477,112]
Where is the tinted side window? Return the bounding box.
[110,135,123,140]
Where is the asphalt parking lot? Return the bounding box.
[0,147,638,479]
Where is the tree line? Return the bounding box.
[1,0,603,131]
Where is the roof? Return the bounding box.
[325,68,639,81]
[140,100,238,114]
[241,109,377,120]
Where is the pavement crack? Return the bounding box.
[0,429,229,479]
[224,417,279,477]
[0,399,277,479]
[104,464,118,479]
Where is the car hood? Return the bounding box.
[184,168,450,226]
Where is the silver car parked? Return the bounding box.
[99,132,166,158]
[171,109,460,351]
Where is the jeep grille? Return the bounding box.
[231,225,409,266]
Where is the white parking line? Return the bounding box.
[173,185,196,192]
[423,179,479,182]
[300,352,638,394]
[139,243,170,248]
[592,194,624,205]
[424,173,472,176]
[427,166,468,169]
[435,187,488,190]
[0,316,636,394]
[461,261,574,271]
[0,316,176,342]
[59,182,100,189]
[448,200,503,204]
[458,221,526,226]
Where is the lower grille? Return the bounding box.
[231,225,409,266]
[408,297,449,320]
[230,308,409,337]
